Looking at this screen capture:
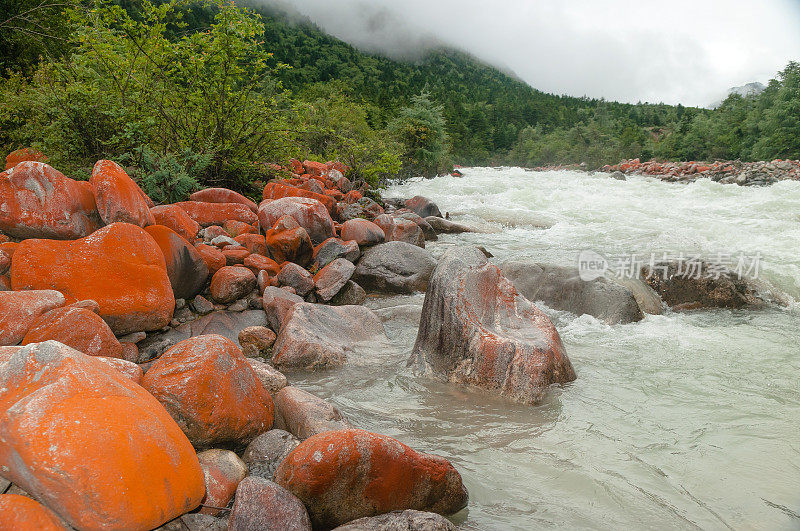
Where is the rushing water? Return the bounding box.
[293,168,800,530]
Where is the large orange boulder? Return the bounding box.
[151,204,201,242]
[410,246,576,404]
[259,197,334,244]
[0,494,67,530]
[0,341,205,530]
[22,306,124,358]
[144,225,209,300]
[10,223,175,335]
[176,201,259,227]
[4,147,47,170]
[0,161,102,239]
[191,187,258,213]
[275,429,468,528]
[0,290,65,345]
[89,160,154,227]
[265,216,313,266]
[195,243,227,275]
[302,160,327,176]
[209,265,257,304]
[142,335,274,448]
[262,182,335,213]
[340,218,385,246]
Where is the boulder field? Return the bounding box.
[0,155,483,529]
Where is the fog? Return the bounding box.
[264,0,800,107]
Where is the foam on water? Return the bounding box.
[292,168,800,529]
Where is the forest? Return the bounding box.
[1,0,798,195]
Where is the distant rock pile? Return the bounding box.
[600,158,800,186]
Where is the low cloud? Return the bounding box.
[261,0,800,106]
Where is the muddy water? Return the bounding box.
[292,168,800,530]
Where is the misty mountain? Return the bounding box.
[709,82,766,108]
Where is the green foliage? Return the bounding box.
[389,91,451,178]
[0,0,79,73]
[118,145,209,203]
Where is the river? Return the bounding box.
[294,167,800,530]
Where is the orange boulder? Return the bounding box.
[265,216,313,267]
[288,158,304,174]
[223,219,258,237]
[0,290,65,346]
[22,306,124,358]
[209,266,257,304]
[235,233,268,255]
[191,187,258,213]
[340,218,385,246]
[302,160,327,177]
[275,429,468,528]
[4,147,47,170]
[0,341,205,530]
[142,335,274,448]
[0,162,102,239]
[262,182,335,214]
[90,160,155,227]
[243,253,281,277]
[0,494,67,530]
[151,204,201,242]
[176,201,259,227]
[196,243,227,276]
[10,223,175,335]
[145,225,209,300]
[258,197,334,245]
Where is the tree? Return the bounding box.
[389,91,450,177]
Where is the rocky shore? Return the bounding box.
[0,148,785,529]
[527,158,800,186]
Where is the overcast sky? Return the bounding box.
[267,0,800,107]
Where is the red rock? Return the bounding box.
[0,249,9,275]
[265,216,313,266]
[404,196,442,218]
[191,187,258,213]
[22,306,124,358]
[275,429,468,528]
[239,326,277,358]
[235,233,268,255]
[209,265,257,304]
[0,341,205,529]
[302,160,327,177]
[142,335,274,448]
[4,147,47,170]
[0,290,65,345]
[223,219,258,237]
[373,214,395,239]
[196,243,227,275]
[342,190,363,203]
[176,201,259,227]
[197,449,248,516]
[0,274,9,290]
[277,262,315,297]
[244,253,280,277]
[261,286,303,332]
[259,197,335,245]
[90,160,155,227]
[289,159,304,174]
[10,223,174,335]
[145,225,209,300]
[0,162,102,239]
[0,241,17,257]
[390,218,425,247]
[262,182,335,214]
[204,225,228,240]
[0,494,67,530]
[223,247,250,266]
[151,204,201,242]
[340,219,385,246]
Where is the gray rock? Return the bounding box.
[246,358,287,394]
[242,429,300,480]
[178,514,228,531]
[330,281,367,306]
[501,262,644,324]
[191,295,214,315]
[424,216,475,234]
[613,277,664,315]
[354,241,436,294]
[272,303,390,370]
[227,477,311,531]
[313,238,360,269]
[410,246,576,405]
[273,386,352,440]
[395,211,437,241]
[238,326,276,357]
[332,510,456,530]
[277,262,314,297]
[262,286,304,332]
[210,235,239,248]
[314,258,355,301]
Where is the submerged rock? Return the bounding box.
[410,246,576,405]
[501,262,644,324]
[425,216,475,234]
[274,429,468,529]
[332,510,456,530]
[271,303,390,370]
[354,241,436,294]
[404,195,442,218]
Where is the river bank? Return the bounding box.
[523,158,800,186]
